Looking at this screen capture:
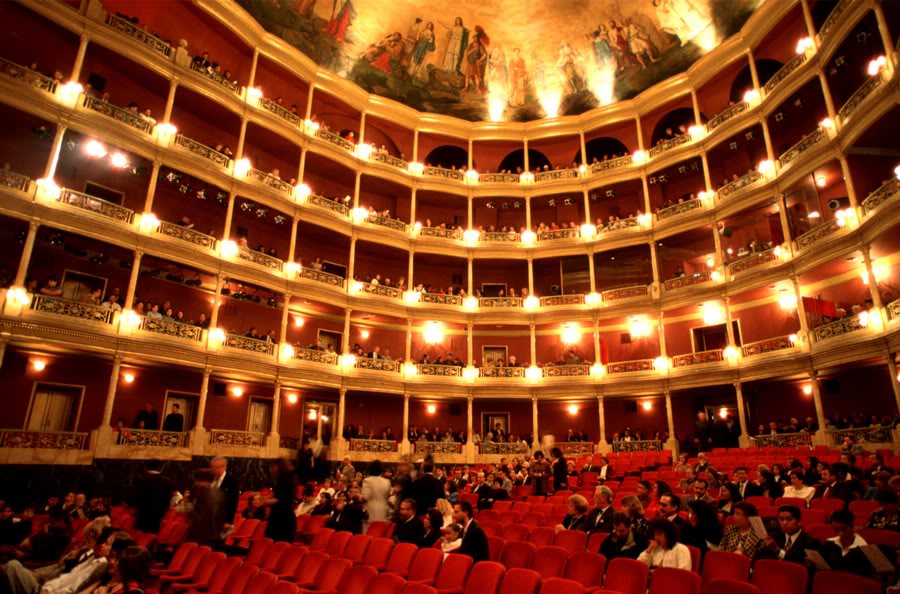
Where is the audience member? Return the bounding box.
[637,518,692,570]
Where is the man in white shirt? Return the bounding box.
[39,527,113,594]
[100,294,121,312]
[586,486,614,533]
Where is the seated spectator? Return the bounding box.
[294,484,318,516]
[242,493,267,520]
[326,491,364,535]
[717,483,741,516]
[782,470,815,502]
[393,499,424,544]
[601,512,647,560]
[688,499,722,552]
[637,518,692,570]
[620,495,649,539]
[761,505,817,564]
[720,501,765,560]
[556,494,589,532]
[440,523,462,556]
[39,276,64,297]
[866,489,899,531]
[113,545,153,594]
[820,509,870,575]
[420,508,443,549]
[585,486,614,533]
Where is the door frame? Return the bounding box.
[481,345,508,366]
[164,390,198,431]
[25,382,86,432]
[481,412,511,439]
[246,398,273,433]
[61,270,108,302]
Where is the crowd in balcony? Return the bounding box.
[753,413,896,437]
[190,50,235,85]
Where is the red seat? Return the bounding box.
[704,579,761,594]
[406,548,445,585]
[369,573,407,594]
[159,546,212,584]
[494,501,515,512]
[538,578,585,594]
[751,559,808,594]
[302,516,330,541]
[479,511,501,523]
[809,499,843,518]
[502,524,530,542]
[151,542,198,576]
[431,554,473,594]
[403,585,438,594]
[362,538,395,571]
[804,523,833,541]
[533,504,554,516]
[271,583,299,594]
[241,571,278,594]
[287,551,329,587]
[604,558,648,594]
[183,557,243,594]
[859,527,900,547]
[500,511,523,525]
[497,568,542,594]
[528,527,556,547]
[310,528,335,551]
[546,497,565,505]
[648,568,700,594]
[513,503,533,514]
[488,537,506,562]
[562,552,605,592]
[342,534,372,563]
[384,542,419,577]
[367,521,393,538]
[686,545,701,573]
[499,540,537,570]
[700,551,750,587]
[245,539,274,567]
[527,497,546,505]
[744,496,771,508]
[242,521,268,548]
[260,541,292,572]
[323,565,377,594]
[482,521,504,538]
[168,551,224,592]
[849,501,879,526]
[553,530,587,554]
[811,571,881,594]
[773,497,807,509]
[586,533,607,554]
[296,516,310,535]
[522,513,545,528]
[325,531,353,557]
[532,546,569,579]
[301,558,353,594]
[456,561,506,594]
[274,546,308,579]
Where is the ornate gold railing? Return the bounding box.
[300,267,345,287]
[423,166,465,181]
[209,430,265,447]
[657,198,702,221]
[258,97,300,125]
[888,298,900,320]
[664,271,710,291]
[750,432,812,448]
[419,227,463,240]
[0,430,88,450]
[862,178,900,215]
[248,169,292,195]
[811,315,866,342]
[829,425,892,446]
[818,0,851,41]
[612,440,661,452]
[557,442,594,456]
[483,231,520,242]
[355,358,401,373]
[539,228,580,241]
[31,295,114,324]
[591,155,632,173]
[649,133,691,157]
[607,359,654,374]
[157,221,217,250]
[602,285,648,301]
[796,219,841,250]
[838,72,884,123]
[366,213,408,232]
[117,429,187,447]
[359,283,402,299]
[708,101,749,130]
[741,335,795,357]
[369,151,407,169]
[479,173,519,183]
[308,194,350,216]
[479,442,530,455]
[543,365,590,377]
[139,317,203,341]
[187,62,240,93]
[174,135,231,168]
[719,170,763,198]
[349,439,398,452]
[727,249,777,275]
[293,347,338,365]
[480,366,526,378]
[60,189,134,223]
[83,95,153,133]
[238,248,283,271]
[0,58,57,93]
[421,292,463,306]
[279,436,300,450]
[600,217,640,233]
[673,349,723,367]
[0,168,30,192]
[224,333,276,356]
[534,168,579,182]
[105,13,172,57]
[316,129,354,151]
[479,297,523,308]
[778,128,826,168]
[418,364,463,377]
[413,441,463,454]
[540,295,585,307]
[764,52,807,94]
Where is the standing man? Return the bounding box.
[133,461,175,534]
[133,403,159,430]
[162,404,184,433]
[210,456,239,533]
[413,463,444,512]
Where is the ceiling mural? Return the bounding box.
[238,0,761,122]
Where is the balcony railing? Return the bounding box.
[139,317,203,341]
[829,425,892,446]
[778,128,826,168]
[811,315,866,342]
[349,438,398,452]
[750,432,812,448]
[279,436,300,450]
[480,366,526,378]
[727,249,777,275]
[238,248,283,271]
[764,53,807,94]
[479,297,523,308]
[819,0,851,41]
[369,151,407,169]
[60,189,135,224]
[299,267,345,288]
[741,335,795,357]
[591,155,632,173]
[602,285,649,301]
[657,198,702,221]
[0,58,57,93]
[888,298,900,321]
[418,364,463,377]
[83,95,153,133]
[308,194,350,216]
[187,62,240,93]
[664,271,711,291]
[316,129,354,151]
[258,97,300,125]
[173,135,231,168]
[209,430,265,447]
[292,347,338,365]
[600,217,640,234]
[31,295,114,324]
[359,283,402,299]
[482,231,520,242]
[540,295,585,307]
[543,364,591,377]
[612,440,661,452]
[421,292,463,306]
[479,442,529,455]
[607,359,654,374]
[708,101,749,130]
[796,219,841,250]
[423,166,465,181]
[719,170,763,198]
[839,73,885,124]
[413,441,463,454]
[534,168,579,183]
[248,169,292,195]
[419,227,462,240]
[557,442,595,456]
[355,358,401,373]
[0,168,30,193]
[224,333,276,356]
[105,13,172,57]
[117,429,187,447]
[538,228,579,241]
[157,221,217,250]
[649,133,691,157]
[0,430,88,450]
[673,349,723,367]
[366,213,408,233]
[862,178,900,215]
[479,173,519,184]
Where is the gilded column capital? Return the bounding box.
[29,221,41,232]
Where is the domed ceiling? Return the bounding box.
[238,0,761,122]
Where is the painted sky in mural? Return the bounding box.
[239,0,760,122]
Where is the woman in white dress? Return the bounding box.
[781,470,815,503]
[439,17,467,72]
[361,459,391,531]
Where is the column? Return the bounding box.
[873,2,896,57]
[799,0,817,40]
[582,189,591,223]
[402,393,411,448]
[208,275,226,329]
[409,188,417,228]
[405,319,412,362]
[234,119,249,162]
[247,49,260,89]
[641,175,652,215]
[649,241,660,289]
[597,396,607,448]
[579,131,588,166]
[808,371,828,444]
[13,222,40,287]
[525,195,532,230]
[532,396,540,450]
[467,256,473,296]
[279,295,291,344]
[792,275,810,348]
[887,354,900,416]
[342,308,352,354]
[42,125,67,179]
[336,388,347,447]
[467,138,473,170]
[724,297,737,348]
[352,172,361,209]
[712,225,724,268]
[467,193,473,229]
[101,356,123,426]
[690,88,701,126]
[587,251,596,293]
[527,256,534,295]
[817,72,837,122]
[141,161,161,213]
[838,156,859,211]
[529,322,537,367]
[776,194,794,253]
[635,115,644,152]
[287,217,300,264]
[747,50,760,91]
[270,381,282,437]
[222,192,237,241]
[658,312,668,358]
[466,321,474,366]
[122,251,143,311]
[412,129,419,163]
[0,338,7,371]
[466,396,474,445]
[305,83,315,120]
[297,148,308,184]
[71,34,89,81]
[664,389,677,450]
[162,81,178,124]
[592,318,601,365]
[407,249,414,290]
[734,382,750,447]
[700,154,713,193]
[347,236,358,283]
[861,245,887,327]
[194,368,211,430]
[523,139,530,171]
[761,119,776,163]
[358,111,367,145]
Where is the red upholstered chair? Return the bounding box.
[241,571,278,594]
[500,512,523,526]
[532,546,569,579]
[270,583,299,594]
[320,565,377,594]
[527,497,546,505]
[431,554,474,594]
[406,548,445,585]
[503,524,530,542]
[522,513,546,528]
[309,528,335,551]
[751,560,808,594]
[604,558,648,594]
[494,501,515,513]
[553,530,587,554]
[457,562,506,594]
[224,520,258,547]
[704,579,761,594]
[497,568,542,594]
[804,524,833,541]
[482,521,504,538]
[402,585,438,594]
[585,533,607,554]
[168,552,224,592]
[849,501,880,526]
[528,527,556,547]
[183,558,244,594]
[302,516,330,542]
[799,509,826,529]
[384,542,420,577]
[273,546,308,579]
[538,578,585,594]
[700,551,750,587]
[745,496,772,508]
[479,511,501,523]
[244,539,274,567]
[810,499,843,518]
[499,540,536,570]
[151,542,198,576]
[685,545,701,573]
[859,527,900,547]
[562,553,605,593]
[259,541,291,572]
[773,497,807,509]
[325,531,353,557]
[647,568,700,594]
[369,573,407,594]
[488,537,506,562]
[286,551,329,587]
[299,558,353,594]
[513,503,533,514]
[362,538,395,571]
[159,546,211,585]
[341,534,372,564]
[367,521,392,538]
[811,571,881,594]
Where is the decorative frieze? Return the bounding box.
[479,173,519,184]
[778,128,825,168]
[673,349,723,367]
[117,429,187,447]
[718,170,763,198]
[418,364,463,377]
[359,283,403,299]
[888,298,900,320]
[741,335,794,357]
[811,316,866,342]
[173,135,231,168]
[105,13,172,57]
[600,217,639,233]
[796,219,840,250]
[224,333,276,356]
[480,366,526,378]
[157,221,217,250]
[423,166,465,181]
[612,439,661,452]
[209,430,265,447]
[764,53,807,94]
[0,58,57,93]
[479,297,523,308]
[366,213,408,232]
[482,231,520,242]
[602,285,648,301]
[862,178,900,215]
[189,62,239,93]
[369,152,408,169]
[300,267,345,287]
[0,431,88,450]
[829,425,892,446]
[656,198,701,221]
[248,169,293,195]
[350,439,398,452]
[419,227,462,240]
[60,189,135,223]
[750,432,812,448]
[83,95,153,133]
[293,347,339,365]
[708,101,749,130]
[727,249,777,275]
[0,168,30,193]
[607,359,654,374]
[139,317,203,342]
[308,194,350,216]
[543,365,590,377]
[539,228,580,241]
[838,73,884,123]
[664,271,711,291]
[557,442,594,456]
[591,155,632,173]
[819,0,851,41]
[413,441,463,454]
[316,129,354,151]
[540,295,585,307]
[279,436,300,450]
[534,168,578,183]
[355,358,401,373]
[421,293,463,306]
[238,248,283,271]
[258,97,300,125]
[31,295,114,325]
[649,133,690,158]
[479,442,529,455]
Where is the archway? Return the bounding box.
[730,59,784,101]
[650,108,705,145]
[364,124,402,157]
[498,148,552,172]
[582,137,630,163]
[424,145,470,169]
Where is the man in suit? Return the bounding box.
[134,460,175,533]
[133,403,159,430]
[585,486,615,533]
[681,478,717,510]
[658,494,698,547]
[210,456,239,532]
[413,462,445,512]
[867,453,894,481]
[813,463,862,505]
[393,499,425,544]
[733,466,764,500]
[600,512,647,560]
[589,456,614,482]
[453,500,490,562]
[762,505,819,564]
[327,491,365,534]
[161,403,184,432]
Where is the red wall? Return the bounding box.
[0,2,80,80]
[539,400,599,442]
[344,391,404,438]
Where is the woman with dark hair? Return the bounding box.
[804,456,821,485]
[420,508,444,549]
[719,501,765,559]
[717,483,741,516]
[265,458,297,542]
[117,545,153,594]
[687,499,722,553]
[758,469,783,498]
[637,518,692,570]
[551,447,568,491]
[620,495,649,538]
[361,459,391,532]
[185,468,222,545]
[653,480,673,498]
[635,480,657,516]
[530,451,550,496]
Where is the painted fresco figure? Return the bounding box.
[556,40,586,94]
[625,18,660,67]
[366,32,406,75]
[324,0,356,43]
[652,0,714,46]
[507,48,527,107]
[408,22,436,79]
[591,26,616,71]
[486,45,508,94]
[608,20,640,71]
[463,27,489,92]
[438,17,469,73]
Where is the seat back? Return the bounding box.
[648,568,700,594]
[269,583,299,594]
[502,524,530,542]
[686,545,701,573]
[521,513,545,528]
[811,571,881,594]
[750,559,808,594]
[849,501,880,525]
[586,532,607,554]
[538,578,585,594]
[499,540,536,570]
[482,520,504,538]
[226,519,259,544]
[804,523,833,541]
[180,546,211,577]
[326,531,353,557]
[461,561,507,594]
[701,551,750,587]
[167,542,198,574]
[241,571,278,594]
[384,542,418,576]
[193,551,226,584]
[260,541,291,571]
[221,563,259,594]
[497,568,542,594]
[604,558,649,594]
[362,538,394,569]
[488,536,506,562]
[809,499,843,518]
[553,530,587,554]
[745,496,772,508]
[531,546,569,579]
[433,554,473,591]
[367,521,392,538]
[275,546,308,576]
[313,558,354,592]
[401,585,437,594]
[310,528,335,551]
[245,538,274,566]
[342,534,372,563]
[500,511,523,525]
[494,501,514,512]
[563,552,605,590]
[800,509,826,529]
[337,565,377,594]
[292,550,329,587]
[367,573,406,594]
[704,579,761,594]
[407,548,444,584]
[859,527,900,547]
[208,557,243,592]
[527,527,556,547]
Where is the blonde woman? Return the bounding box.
[435,498,454,527]
[620,495,648,539]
